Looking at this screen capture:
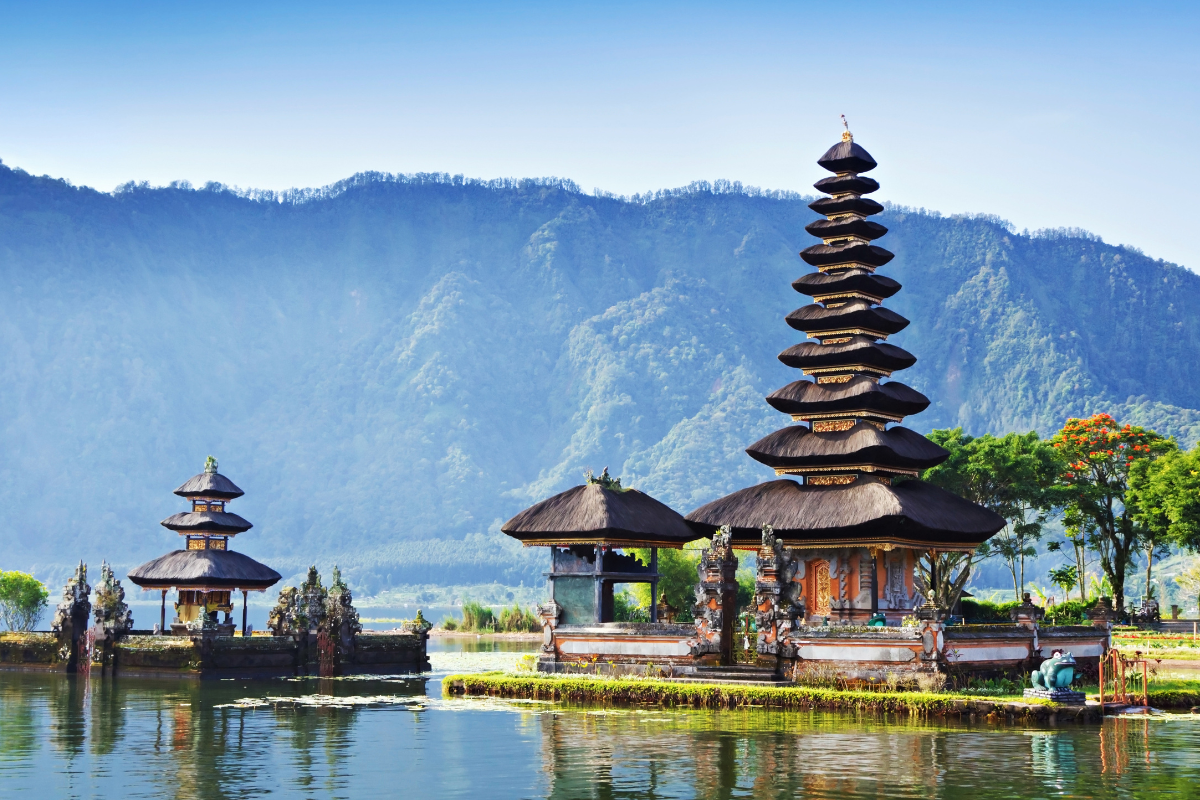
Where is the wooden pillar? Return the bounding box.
[594,546,604,623]
[242,590,249,636]
[160,589,167,632]
[548,548,556,601]
[650,547,659,623]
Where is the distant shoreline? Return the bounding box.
[429,630,541,641]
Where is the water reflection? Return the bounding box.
[2,662,1200,799]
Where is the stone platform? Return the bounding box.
[1023,687,1086,705]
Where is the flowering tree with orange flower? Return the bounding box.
[1050,413,1174,617]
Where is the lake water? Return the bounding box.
[2,638,1198,799]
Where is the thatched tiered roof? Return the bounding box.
[130,458,280,591]
[685,129,1004,549]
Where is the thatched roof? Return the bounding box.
[805,217,888,241]
[501,483,698,548]
[746,423,949,472]
[801,242,894,270]
[174,471,244,499]
[766,377,930,418]
[787,300,909,336]
[808,195,884,218]
[778,337,916,373]
[128,549,281,590]
[813,174,879,196]
[792,269,900,300]
[161,511,253,534]
[817,140,878,174]
[685,477,1005,550]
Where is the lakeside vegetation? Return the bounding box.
[440,601,540,633]
[446,669,1200,716]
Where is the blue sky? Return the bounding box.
[2,1,1198,268]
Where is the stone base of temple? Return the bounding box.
[536,621,1112,683]
[0,629,430,679]
[1023,687,1086,705]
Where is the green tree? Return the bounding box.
[628,546,702,622]
[1174,559,1200,614]
[924,429,1062,600]
[0,571,50,632]
[1130,446,1200,598]
[1048,564,1079,602]
[1051,413,1174,616]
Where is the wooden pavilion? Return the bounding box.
[501,469,697,624]
[129,457,281,635]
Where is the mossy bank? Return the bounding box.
[443,672,1105,724]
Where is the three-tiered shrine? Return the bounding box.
[129,457,281,635]
[687,127,1004,623]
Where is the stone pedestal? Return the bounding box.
[1023,687,1086,705]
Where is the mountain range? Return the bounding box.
[2,162,1197,595]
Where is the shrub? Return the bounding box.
[441,617,458,631]
[916,672,948,693]
[960,598,1020,623]
[497,603,541,632]
[1044,598,1097,625]
[613,591,649,623]
[0,571,49,632]
[462,600,495,632]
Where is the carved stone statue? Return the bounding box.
[298,565,328,632]
[51,561,92,672]
[268,586,301,635]
[92,561,133,635]
[754,524,804,659]
[325,565,362,655]
[691,526,738,660]
[1023,649,1085,705]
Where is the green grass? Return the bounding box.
[443,672,1068,716]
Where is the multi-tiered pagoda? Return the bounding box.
[129,457,280,635]
[687,128,1004,624]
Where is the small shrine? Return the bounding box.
[129,456,281,635]
[502,469,697,626]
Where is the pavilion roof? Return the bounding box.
[501,483,698,548]
[128,549,281,590]
[161,510,253,534]
[685,477,1004,551]
[174,471,244,499]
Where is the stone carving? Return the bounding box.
[51,561,92,671]
[884,553,908,610]
[1024,650,1085,705]
[691,526,738,658]
[537,600,562,654]
[325,566,362,655]
[298,565,329,632]
[754,524,804,658]
[268,586,301,636]
[1009,592,1045,629]
[52,561,91,633]
[92,561,133,635]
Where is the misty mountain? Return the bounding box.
[2,163,1196,593]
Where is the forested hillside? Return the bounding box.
[1,163,1196,593]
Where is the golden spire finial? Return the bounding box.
[840,115,853,143]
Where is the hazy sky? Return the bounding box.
[2,1,1197,268]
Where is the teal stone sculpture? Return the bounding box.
[1031,650,1077,690]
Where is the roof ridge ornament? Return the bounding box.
[204,455,218,474]
[584,466,625,492]
[840,114,853,143]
